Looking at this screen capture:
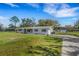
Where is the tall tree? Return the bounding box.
[38,19,46,26]
[20,18,36,27]
[9,16,20,28]
[74,19,79,29]
[25,18,35,27]
[20,18,26,27]
[65,25,74,31]
[38,19,60,27]
[0,23,3,31]
[8,24,15,28]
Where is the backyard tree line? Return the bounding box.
[8,16,60,28]
[0,16,79,31]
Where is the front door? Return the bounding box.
[27,29,33,33]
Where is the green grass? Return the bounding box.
[56,32,79,37]
[0,32,62,56]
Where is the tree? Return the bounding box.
[20,18,26,27]
[0,23,3,31]
[65,25,74,31]
[38,19,46,26]
[9,16,20,28]
[8,24,15,28]
[20,18,36,27]
[74,19,79,29]
[25,18,36,27]
[38,19,60,27]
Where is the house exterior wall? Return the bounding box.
[60,30,67,32]
[16,29,24,33]
[16,27,53,35]
[32,28,48,34]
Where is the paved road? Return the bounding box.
[52,35,79,56]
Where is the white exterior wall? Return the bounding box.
[17,29,24,33]
[32,28,48,34]
[60,30,67,32]
[32,28,53,35]
[48,27,53,35]
[40,28,48,34]
[17,27,53,35]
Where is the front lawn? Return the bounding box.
[0,32,62,56]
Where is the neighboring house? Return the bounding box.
[54,26,67,32]
[71,29,79,32]
[16,26,54,35]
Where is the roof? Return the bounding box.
[16,26,53,29]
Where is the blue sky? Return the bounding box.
[0,3,79,27]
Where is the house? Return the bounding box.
[54,26,67,32]
[16,26,54,35]
[70,29,79,32]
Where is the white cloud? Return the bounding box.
[0,16,10,27]
[5,3,19,7]
[55,8,77,17]
[27,3,40,8]
[60,4,70,9]
[43,3,57,15]
[0,16,8,20]
[43,3,79,17]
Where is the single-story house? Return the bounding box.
[16,26,54,35]
[54,26,67,32]
[70,29,79,32]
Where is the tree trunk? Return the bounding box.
[15,23,16,32]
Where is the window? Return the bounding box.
[34,29,38,32]
[27,29,32,32]
[19,29,22,31]
[41,29,46,32]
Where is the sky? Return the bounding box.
[0,3,79,27]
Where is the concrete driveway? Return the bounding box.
[52,35,79,56]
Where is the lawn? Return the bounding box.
[56,32,79,37]
[0,32,62,56]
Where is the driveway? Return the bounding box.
[52,35,79,56]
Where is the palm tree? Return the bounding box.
[9,16,20,28]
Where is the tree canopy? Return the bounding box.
[74,19,79,29]
[20,18,36,27]
[38,19,60,27]
[9,16,20,28]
